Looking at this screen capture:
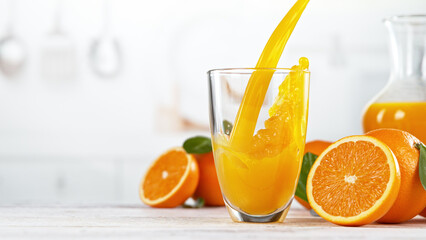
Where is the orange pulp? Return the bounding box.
[230,0,310,151]
[213,59,309,215]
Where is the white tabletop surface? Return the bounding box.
[1,204,425,239]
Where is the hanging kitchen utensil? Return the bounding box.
[89,0,122,78]
[0,0,26,78]
[40,0,77,81]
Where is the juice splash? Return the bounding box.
[363,102,426,143]
[214,60,309,215]
[212,0,310,215]
[230,0,310,151]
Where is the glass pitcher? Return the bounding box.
[363,15,426,143]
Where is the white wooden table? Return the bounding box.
[1,205,425,239]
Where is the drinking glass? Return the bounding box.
[208,68,310,223]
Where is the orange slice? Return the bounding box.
[140,147,199,208]
[306,135,401,226]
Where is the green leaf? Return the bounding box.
[295,152,318,203]
[223,120,233,135]
[182,198,205,208]
[415,143,426,191]
[183,136,212,154]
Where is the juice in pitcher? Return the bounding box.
[362,16,426,141]
[363,102,426,142]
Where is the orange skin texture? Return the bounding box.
[295,196,311,210]
[420,207,426,217]
[193,152,224,206]
[304,140,332,156]
[296,140,332,210]
[140,148,199,208]
[366,128,426,223]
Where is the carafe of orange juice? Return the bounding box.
[363,15,426,143]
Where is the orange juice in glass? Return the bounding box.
[208,64,310,222]
[207,0,310,223]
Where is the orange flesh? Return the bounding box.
[143,151,188,200]
[249,61,308,159]
[363,102,426,143]
[311,141,390,217]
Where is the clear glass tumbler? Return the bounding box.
[208,68,310,223]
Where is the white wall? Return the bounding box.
[0,0,424,203]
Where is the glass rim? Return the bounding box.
[207,68,310,75]
[383,14,426,25]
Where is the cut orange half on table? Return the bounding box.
[306,135,401,226]
[140,147,199,208]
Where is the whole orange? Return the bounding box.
[420,207,426,217]
[296,140,332,210]
[192,152,224,206]
[304,140,332,156]
[366,128,426,223]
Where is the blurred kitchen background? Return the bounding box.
[0,0,424,204]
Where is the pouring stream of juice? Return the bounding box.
[230,0,310,150]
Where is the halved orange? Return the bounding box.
[140,147,199,208]
[306,135,401,226]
